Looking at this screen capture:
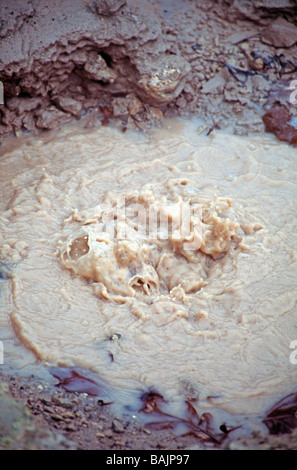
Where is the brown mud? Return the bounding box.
[1,0,297,451]
[1,0,297,139]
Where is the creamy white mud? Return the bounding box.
[0,118,297,415]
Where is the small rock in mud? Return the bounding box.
[51,395,73,409]
[87,0,126,16]
[261,17,297,48]
[112,419,125,433]
[262,103,297,146]
[108,333,122,342]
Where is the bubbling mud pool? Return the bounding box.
[0,117,297,422]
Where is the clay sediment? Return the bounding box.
[0,0,190,137]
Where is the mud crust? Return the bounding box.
[1,0,297,139]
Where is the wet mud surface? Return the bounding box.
[1,0,297,451]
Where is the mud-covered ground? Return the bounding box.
[1,0,297,139]
[1,0,297,451]
[1,371,297,451]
